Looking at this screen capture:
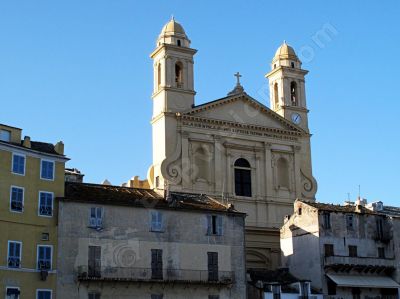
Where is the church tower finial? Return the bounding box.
[266,42,310,131]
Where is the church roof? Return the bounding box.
[161,18,186,35]
[183,92,306,134]
[273,42,299,62]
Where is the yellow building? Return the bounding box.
[0,124,68,299]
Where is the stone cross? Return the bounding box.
[234,72,242,85]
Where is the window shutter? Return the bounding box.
[158,212,163,231]
[216,216,223,236]
[206,215,212,235]
[96,208,103,227]
[89,208,96,227]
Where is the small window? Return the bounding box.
[177,39,181,46]
[12,154,25,175]
[88,293,100,299]
[346,214,354,230]
[207,215,223,236]
[41,160,54,180]
[39,192,53,217]
[8,241,22,268]
[89,207,103,229]
[41,233,50,241]
[6,288,20,299]
[10,186,24,212]
[155,176,160,188]
[37,290,52,299]
[298,208,302,215]
[323,212,331,229]
[378,247,385,258]
[349,245,358,257]
[273,64,277,69]
[324,244,334,257]
[291,62,295,68]
[175,62,183,88]
[0,129,11,142]
[37,245,52,270]
[274,83,279,109]
[151,211,163,232]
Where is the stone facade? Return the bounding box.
[148,18,317,270]
[57,182,247,299]
[281,200,400,297]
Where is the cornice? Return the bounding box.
[150,44,197,58]
[152,87,196,98]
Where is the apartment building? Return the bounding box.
[0,124,68,299]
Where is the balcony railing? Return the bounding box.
[77,266,234,285]
[324,255,395,268]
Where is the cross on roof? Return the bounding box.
[234,72,242,85]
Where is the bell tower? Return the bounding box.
[266,42,310,132]
[150,17,197,116]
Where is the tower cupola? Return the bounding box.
[157,17,191,48]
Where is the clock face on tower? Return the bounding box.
[291,113,302,125]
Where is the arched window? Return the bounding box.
[277,157,289,188]
[157,63,161,87]
[274,83,279,109]
[290,81,298,106]
[234,158,252,197]
[175,62,183,88]
[177,39,181,47]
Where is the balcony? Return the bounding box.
[77,266,234,285]
[324,256,395,273]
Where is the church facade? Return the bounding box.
[148,18,318,269]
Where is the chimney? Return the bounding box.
[22,136,31,148]
[54,141,64,155]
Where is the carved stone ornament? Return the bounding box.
[300,169,318,199]
[161,132,183,185]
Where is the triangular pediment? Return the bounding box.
[183,93,303,133]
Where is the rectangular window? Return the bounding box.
[89,207,103,228]
[151,249,163,279]
[349,245,358,257]
[12,154,25,175]
[88,246,101,278]
[378,247,385,258]
[323,212,331,229]
[10,186,24,212]
[37,245,52,270]
[324,244,334,257]
[37,290,52,299]
[39,192,53,217]
[150,211,163,232]
[8,241,22,268]
[376,218,384,239]
[207,252,218,282]
[6,287,20,299]
[0,129,11,142]
[346,214,354,230]
[88,293,100,299]
[41,160,54,180]
[207,215,223,236]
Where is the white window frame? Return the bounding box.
[11,153,26,176]
[6,286,20,299]
[36,289,52,299]
[7,240,22,269]
[36,245,53,271]
[38,191,54,217]
[9,186,24,213]
[150,211,163,232]
[40,159,55,181]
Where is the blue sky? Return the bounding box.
[1,1,399,206]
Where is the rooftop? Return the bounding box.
[62,182,242,215]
